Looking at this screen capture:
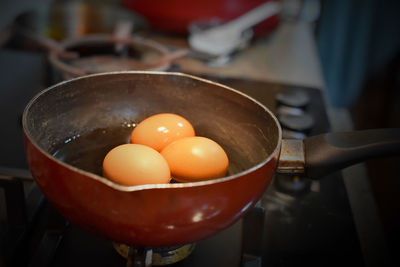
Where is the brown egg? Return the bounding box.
[130,113,195,151]
[161,136,229,182]
[103,144,171,186]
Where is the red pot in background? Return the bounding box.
[122,0,280,35]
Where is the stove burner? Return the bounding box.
[113,243,195,266]
[274,174,312,196]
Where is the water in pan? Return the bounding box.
[51,123,241,181]
[52,125,134,176]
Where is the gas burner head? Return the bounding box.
[273,174,311,196]
[113,243,195,266]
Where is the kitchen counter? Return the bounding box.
[177,21,325,89]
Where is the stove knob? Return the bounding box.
[276,90,310,108]
[278,113,314,133]
[282,129,307,140]
[276,105,304,116]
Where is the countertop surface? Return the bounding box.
[177,21,326,89]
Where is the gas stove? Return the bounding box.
[0,49,365,266]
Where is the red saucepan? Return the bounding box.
[121,0,280,35]
[22,71,400,247]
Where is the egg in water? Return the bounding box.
[161,136,229,182]
[103,144,171,186]
[130,113,195,151]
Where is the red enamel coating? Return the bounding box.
[24,134,278,246]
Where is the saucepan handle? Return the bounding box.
[277,128,400,179]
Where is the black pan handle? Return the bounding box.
[303,128,400,179]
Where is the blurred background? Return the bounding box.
[0,0,399,266]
